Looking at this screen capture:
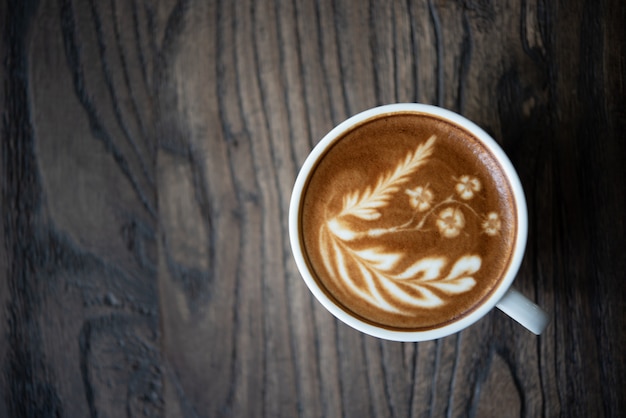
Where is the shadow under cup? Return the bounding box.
[289,104,540,342]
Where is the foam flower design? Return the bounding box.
[405,186,435,212]
[455,175,481,200]
[436,207,466,238]
[481,212,502,236]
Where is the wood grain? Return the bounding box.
[1,0,624,417]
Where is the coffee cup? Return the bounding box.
[289,104,549,341]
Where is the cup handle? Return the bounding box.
[495,288,550,335]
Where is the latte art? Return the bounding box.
[300,113,517,330]
[321,136,496,312]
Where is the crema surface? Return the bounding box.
[300,113,517,330]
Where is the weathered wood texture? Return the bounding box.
[1,0,624,417]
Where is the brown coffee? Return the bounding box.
[298,112,517,330]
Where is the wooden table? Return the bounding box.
[2,0,624,417]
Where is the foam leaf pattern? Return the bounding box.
[323,225,479,311]
[339,135,436,220]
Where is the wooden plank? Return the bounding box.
[1,0,624,417]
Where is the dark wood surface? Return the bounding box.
[1,0,624,417]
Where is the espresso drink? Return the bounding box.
[298,112,517,330]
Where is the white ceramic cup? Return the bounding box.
[289,104,549,341]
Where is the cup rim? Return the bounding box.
[289,103,528,341]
